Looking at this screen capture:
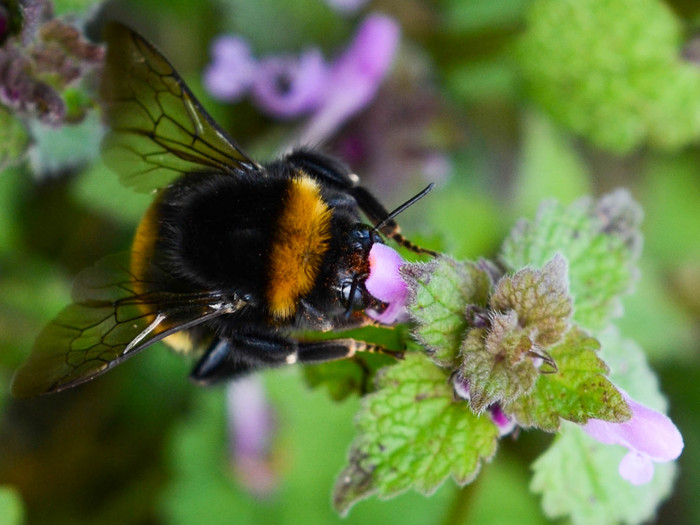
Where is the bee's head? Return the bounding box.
[337,224,407,324]
[323,184,435,325]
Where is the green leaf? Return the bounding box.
[402,257,492,367]
[491,255,572,347]
[460,318,540,413]
[505,327,631,431]
[500,190,642,332]
[0,107,30,171]
[460,255,572,412]
[518,0,700,152]
[531,423,676,525]
[334,354,499,515]
[0,486,24,525]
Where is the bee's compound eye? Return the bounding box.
[340,281,353,307]
[349,224,374,252]
[340,279,365,311]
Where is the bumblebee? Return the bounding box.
[11,23,435,397]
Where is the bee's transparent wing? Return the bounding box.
[100,23,262,193]
[12,253,245,397]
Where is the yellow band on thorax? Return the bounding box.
[267,175,332,319]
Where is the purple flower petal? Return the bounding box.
[298,14,400,144]
[226,377,277,494]
[204,36,257,101]
[452,373,470,401]
[451,375,516,436]
[365,242,407,324]
[583,393,683,485]
[489,403,517,436]
[251,49,327,119]
[619,451,655,486]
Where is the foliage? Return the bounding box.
[518,0,700,152]
[0,0,696,524]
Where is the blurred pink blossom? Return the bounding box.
[204,36,257,101]
[226,376,277,495]
[204,14,399,139]
[452,374,516,436]
[299,14,400,144]
[251,49,327,118]
[583,393,683,485]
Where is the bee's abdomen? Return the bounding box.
[137,171,333,322]
[148,172,285,299]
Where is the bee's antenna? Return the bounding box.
[372,183,435,234]
[371,183,437,256]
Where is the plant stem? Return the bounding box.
[442,480,480,525]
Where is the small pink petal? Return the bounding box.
[617,398,684,462]
[251,49,327,118]
[226,377,277,495]
[204,36,257,101]
[583,392,684,485]
[365,243,407,324]
[619,451,655,486]
[584,396,683,462]
[452,374,470,401]
[489,404,517,436]
[298,14,400,144]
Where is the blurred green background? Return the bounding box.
[0,0,698,523]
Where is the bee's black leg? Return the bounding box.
[285,148,358,188]
[190,334,404,385]
[190,334,295,385]
[293,338,404,364]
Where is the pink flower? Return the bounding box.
[204,15,400,139]
[489,403,517,436]
[226,377,277,495]
[298,14,400,144]
[364,243,407,324]
[451,373,516,436]
[204,36,257,101]
[583,394,683,485]
[251,49,328,119]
